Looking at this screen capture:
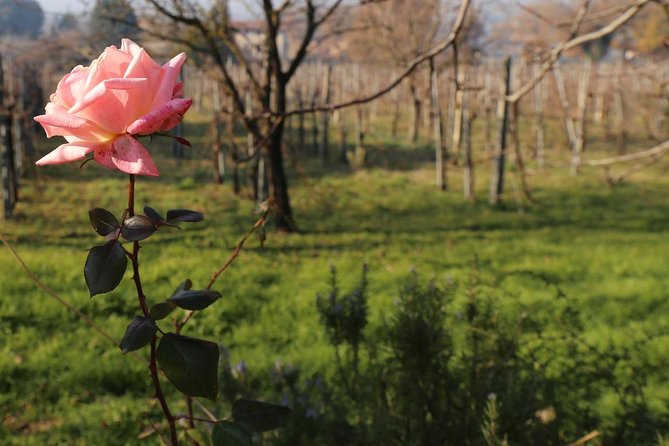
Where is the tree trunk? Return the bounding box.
[429,60,446,190]
[268,78,295,232]
[489,58,511,205]
[409,78,421,144]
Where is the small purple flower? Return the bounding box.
[234,361,248,375]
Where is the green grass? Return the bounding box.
[2,113,669,444]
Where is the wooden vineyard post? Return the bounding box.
[553,62,577,154]
[452,63,465,161]
[1,52,17,219]
[511,99,531,201]
[430,58,446,191]
[593,63,605,126]
[614,58,627,155]
[319,64,331,162]
[245,90,259,200]
[354,64,365,167]
[227,94,240,194]
[336,65,349,164]
[463,69,474,201]
[571,57,591,175]
[482,61,495,156]
[489,58,511,205]
[1,114,12,219]
[408,74,422,144]
[423,66,433,133]
[390,70,400,139]
[212,81,224,184]
[296,83,305,153]
[532,58,545,167]
[310,64,320,157]
[171,68,185,159]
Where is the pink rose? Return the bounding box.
[34,38,192,176]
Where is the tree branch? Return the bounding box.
[279,0,472,116]
[506,0,651,103]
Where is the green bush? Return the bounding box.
[221,265,669,445]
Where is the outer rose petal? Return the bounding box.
[121,38,143,58]
[83,47,133,92]
[52,65,88,109]
[94,134,159,176]
[35,142,97,165]
[127,98,192,135]
[123,49,164,118]
[34,113,111,141]
[151,53,186,108]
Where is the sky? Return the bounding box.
[35,0,251,18]
[36,0,88,15]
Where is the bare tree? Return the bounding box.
[140,0,347,231]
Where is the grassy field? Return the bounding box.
[2,114,669,444]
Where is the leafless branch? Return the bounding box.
[279,0,472,117]
[583,139,669,167]
[507,0,651,104]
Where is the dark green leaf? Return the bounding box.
[169,289,221,311]
[144,206,164,223]
[149,301,176,321]
[119,316,156,353]
[166,209,204,223]
[157,333,219,400]
[171,279,193,297]
[121,215,156,242]
[232,399,291,432]
[88,208,119,236]
[212,421,252,446]
[84,240,127,296]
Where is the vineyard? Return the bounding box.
[3,0,669,445]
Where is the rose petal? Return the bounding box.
[83,47,133,92]
[51,65,88,109]
[35,142,97,165]
[69,78,148,114]
[45,102,68,115]
[126,98,192,135]
[68,78,148,135]
[123,49,164,117]
[124,48,161,79]
[34,113,88,131]
[172,82,184,98]
[34,113,111,141]
[151,53,186,108]
[94,135,159,176]
[121,38,143,58]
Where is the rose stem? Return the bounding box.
[128,174,179,446]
